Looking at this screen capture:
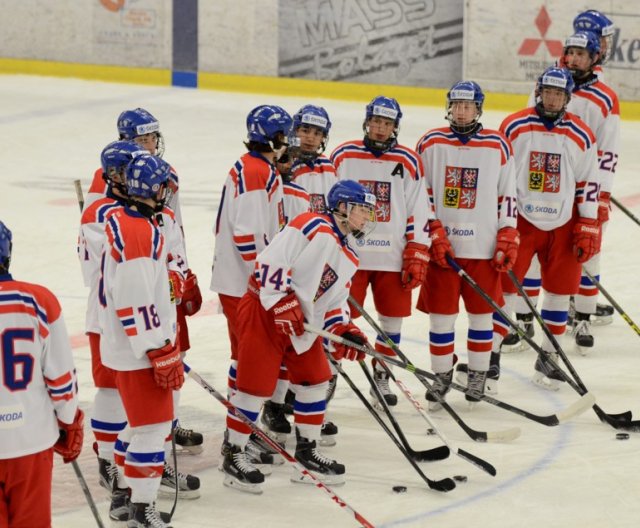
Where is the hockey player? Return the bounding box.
[84,108,204,451]
[99,154,185,527]
[562,31,620,352]
[0,220,84,527]
[573,10,615,68]
[211,104,293,465]
[499,67,600,390]
[415,81,518,407]
[330,96,431,407]
[221,180,376,493]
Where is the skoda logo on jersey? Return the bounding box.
[524,204,535,214]
[135,122,160,135]
[372,105,398,120]
[444,226,452,236]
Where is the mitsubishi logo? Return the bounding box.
[518,6,563,56]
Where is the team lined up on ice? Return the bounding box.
[0,9,619,528]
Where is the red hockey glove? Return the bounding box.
[572,217,601,263]
[168,271,184,304]
[147,341,184,390]
[401,242,429,290]
[54,408,85,463]
[181,269,202,316]
[428,220,455,268]
[492,227,520,272]
[270,292,305,336]
[331,323,368,362]
[598,191,611,224]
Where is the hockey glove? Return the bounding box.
[598,191,611,224]
[572,217,601,263]
[401,242,430,289]
[168,270,184,304]
[428,220,455,268]
[54,408,85,463]
[331,323,368,362]
[181,269,202,316]
[147,341,184,390]
[270,292,305,337]
[492,227,520,272]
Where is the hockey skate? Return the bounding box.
[109,479,130,523]
[464,369,487,408]
[283,389,295,415]
[369,367,397,409]
[174,425,204,455]
[260,400,291,444]
[127,502,172,528]
[501,313,534,353]
[425,369,453,412]
[592,302,614,326]
[572,313,594,356]
[291,430,345,486]
[98,456,118,495]
[532,352,564,391]
[219,432,273,476]
[158,462,201,500]
[319,420,338,447]
[456,352,501,395]
[221,444,265,494]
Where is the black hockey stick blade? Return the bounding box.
[409,444,450,463]
[456,448,497,477]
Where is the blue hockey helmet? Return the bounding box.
[125,154,172,209]
[290,104,332,161]
[0,220,11,272]
[246,105,293,147]
[363,96,402,152]
[573,10,614,64]
[100,140,147,192]
[535,67,574,120]
[564,31,602,80]
[446,80,484,135]
[327,180,377,239]
[117,108,164,157]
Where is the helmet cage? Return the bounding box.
[445,81,484,135]
[535,67,574,120]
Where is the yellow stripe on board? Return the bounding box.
[1,58,638,119]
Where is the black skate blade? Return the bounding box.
[410,445,450,462]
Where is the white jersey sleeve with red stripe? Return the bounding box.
[0,276,79,458]
[500,108,599,230]
[282,181,311,224]
[290,155,338,213]
[253,212,359,354]
[99,208,176,371]
[330,140,431,271]
[416,126,518,259]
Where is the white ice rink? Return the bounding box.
[1,75,640,527]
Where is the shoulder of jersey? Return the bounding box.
[81,196,121,224]
[574,80,620,116]
[230,153,278,193]
[284,181,310,198]
[0,278,62,323]
[160,204,177,221]
[106,209,164,261]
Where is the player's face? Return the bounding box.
[450,100,478,126]
[348,203,375,232]
[366,116,395,142]
[296,125,324,152]
[134,133,159,155]
[540,87,568,113]
[564,47,596,72]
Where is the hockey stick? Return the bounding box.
[506,268,639,431]
[71,460,106,528]
[74,179,84,212]
[581,269,640,339]
[308,325,520,443]
[332,358,455,492]
[356,359,451,464]
[348,294,590,427]
[183,363,375,528]
[347,296,495,475]
[610,195,640,228]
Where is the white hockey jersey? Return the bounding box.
[330,140,431,271]
[79,197,186,335]
[210,152,285,297]
[415,126,518,259]
[99,207,177,371]
[290,156,338,213]
[253,212,359,354]
[500,108,599,230]
[0,275,78,458]
[282,181,310,225]
[567,77,620,195]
